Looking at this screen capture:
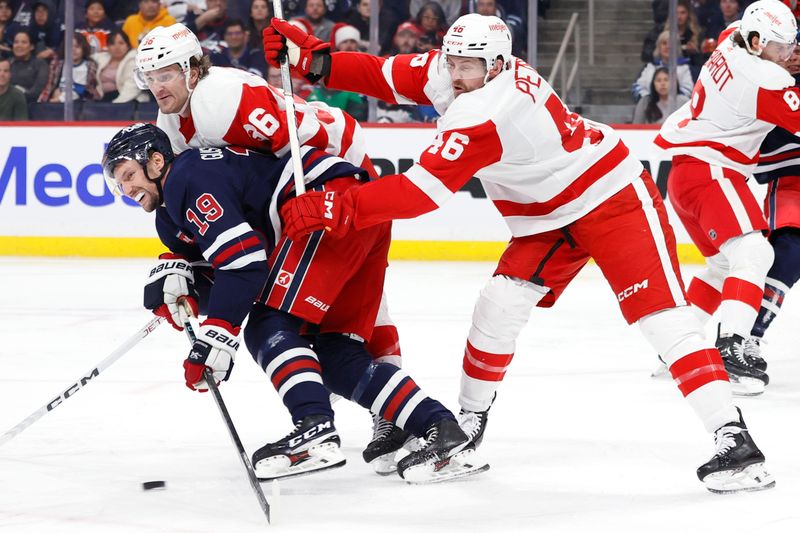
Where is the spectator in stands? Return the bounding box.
[704,0,742,41]
[307,24,366,120]
[413,2,447,48]
[387,21,421,55]
[246,0,270,50]
[474,0,500,16]
[93,29,148,103]
[41,31,101,102]
[632,66,690,124]
[0,55,27,119]
[122,0,178,47]
[9,29,47,102]
[297,0,334,42]
[209,18,267,76]
[0,0,14,58]
[11,1,34,26]
[106,1,140,25]
[29,0,61,61]
[185,0,229,49]
[470,0,528,58]
[633,30,694,102]
[411,0,461,25]
[163,0,207,23]
[76,0,117,54]
[641,0,703,67]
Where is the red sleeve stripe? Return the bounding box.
[203,222,251,259]
[338,114,357,158]
[403,163,456,205]
[493,140,630,217]
[758,148,800,163]
[212,235,264,267]
[387,53,436,105]
[654,134,759,165]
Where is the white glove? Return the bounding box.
[183,319,240,391]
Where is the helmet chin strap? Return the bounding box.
[144,161,169,207]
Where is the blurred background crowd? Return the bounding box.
[0,1,795,124]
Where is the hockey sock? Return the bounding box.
[751,229,800,338]
[669,349,737,432]
[717,233,773,337]
[686,277,721,323]
[365,324,402,367]
[460,340,512,412]
[244,307,333,421]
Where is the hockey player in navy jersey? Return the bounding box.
[101,122,489,484]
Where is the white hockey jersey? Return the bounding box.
[326,50,643,236]
[157,66,367,167]
[656,39,800,176]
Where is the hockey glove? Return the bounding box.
[144,253,199,331]
[262,18,331,82]
[280,190,354,241]
[184,319,240,392]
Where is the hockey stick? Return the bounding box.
[271,0,306,195]
[183,318,272,525]
[0,315,165,447]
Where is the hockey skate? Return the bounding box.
[252,415,346,481]
[716,332,769,396]
[397,418,489,484]
[697,408,775,494]
[743,337,767,372]
[456,394,494,448]
[362,413,420,475]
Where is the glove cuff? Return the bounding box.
[201,318,241,337]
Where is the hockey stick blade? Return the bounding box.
[0,315,165,447]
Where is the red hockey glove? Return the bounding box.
[184,319,240,392]
[143,252,199,331]
[280,190,354,241]
[262,18,331,82]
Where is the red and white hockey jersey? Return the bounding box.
[157,66,367,167]
[656,39,800,176]
[326,51,644,236]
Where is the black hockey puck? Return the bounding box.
[142,480,166,491]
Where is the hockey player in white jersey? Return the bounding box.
[132,22,410,472]
[266,13,775,493]
[656,0,800,395]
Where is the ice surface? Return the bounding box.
[1,258,799,532]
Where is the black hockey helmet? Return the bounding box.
[102,122,174,197]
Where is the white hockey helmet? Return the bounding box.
[739,0,798,56]
[441,14,512,73]
[134,23,203,89]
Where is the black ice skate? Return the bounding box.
[397,418,489,484]
[456,394,495,448]
[697,408,775,494]
[252,415,345,481]
[716,331,769,396]
[362,413,418,476]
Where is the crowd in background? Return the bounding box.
[0,0,546,121]
[632,0,800,124]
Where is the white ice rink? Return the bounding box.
[1,258,799,533]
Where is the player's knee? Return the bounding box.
[638,306,707,366]
[770,229,800,285]
[696,253,729,287]
[470,275,547,350]
[315,333,372,397]
[720,231,774,279]
[243,307,304,361]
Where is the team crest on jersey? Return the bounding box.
[277,270,293,287]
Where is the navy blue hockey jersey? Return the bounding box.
[156,145,368,326]
[753,74,800,185]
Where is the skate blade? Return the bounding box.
[729,375,766,396]
[703,463,776,494]
[367,438,421,476]
[402,449,490,485]
[255,442,346,481]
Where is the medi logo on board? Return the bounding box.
[0,124,720,257]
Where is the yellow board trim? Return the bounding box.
[0,236,707,264]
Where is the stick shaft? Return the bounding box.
[0,315,165,447]
[185,322,271,524]
[271,0,306,195]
